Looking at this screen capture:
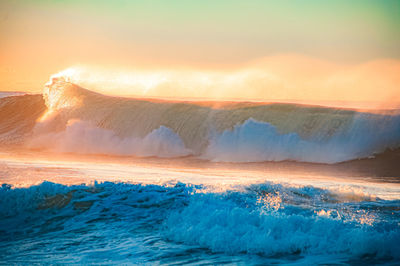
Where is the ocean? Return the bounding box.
[0,77,400,265]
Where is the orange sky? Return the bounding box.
[1,1,399,107]
[41,55,399,109]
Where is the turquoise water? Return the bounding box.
[1,83,400,264]
[1,179,399,265]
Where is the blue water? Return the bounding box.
[2,74,400,265]
[1,181,399,265]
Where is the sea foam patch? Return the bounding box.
[29,120,191,158]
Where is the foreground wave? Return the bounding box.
[0,181,399,264]
[0,76,399,163]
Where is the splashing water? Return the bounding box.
[1,181,399,264]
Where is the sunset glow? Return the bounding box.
[1,1,400,104]
[1,1,400,264]
[44,56,400,109]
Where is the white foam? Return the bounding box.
[204,117,400,163]
[29,120,191,158]
[4,76,399,163]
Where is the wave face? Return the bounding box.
[1,181,399,264]
[0,94,46,145]
[1,77,400,163]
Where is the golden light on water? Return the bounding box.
[1,1,400,263]
[45,55,400,110]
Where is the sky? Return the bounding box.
[0,0,399,106]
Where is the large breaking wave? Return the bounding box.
[0,76,399,163]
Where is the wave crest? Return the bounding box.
[1,76,400,163]
[2,181,399,263]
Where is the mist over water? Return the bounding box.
[50,56,400,109]
[1,72,400,264]
[2,0,400,263]
[1,73,397,163]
